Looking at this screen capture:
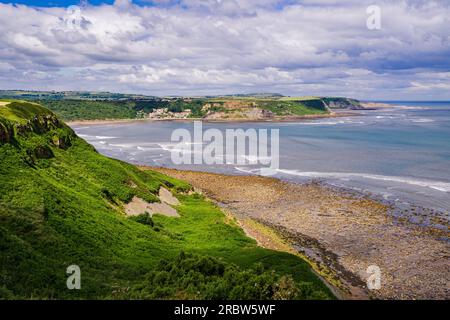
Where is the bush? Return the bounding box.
[124,251,307,300]
[129,212,154,227]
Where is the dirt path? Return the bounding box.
[146,167,450,300]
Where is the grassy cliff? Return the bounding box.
[0,100,333,299]
[0,91,362,121]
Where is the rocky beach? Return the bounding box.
[146,167,449,300]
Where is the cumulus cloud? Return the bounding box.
[0,0,449,99]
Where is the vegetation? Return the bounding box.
[0,91,361,121]
[0,90,155,101]
[0,100,333,299]
[37,100,138,121]
[31,98,330,121]
[129,212,154,227]
[256,99,328,116]
[120,252,327,299]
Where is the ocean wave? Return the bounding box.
[301,120,348,125]
[388,105,432,110]
[234,167,261,174]
[157,142,206,154]
[136,146,163,151]
[109,143,137,148]
[236,167,450,192]
[275,169,450,192]
[411,118,434,123]
[375,115,397,119]
[77,134,116,140]
[241,155,272,162]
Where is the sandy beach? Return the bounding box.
[144,166,450,300]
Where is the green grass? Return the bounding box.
[0,101,333,299]
[201,98,329,117]
[0,100,52,123]
[277,96,320,101]
[258,99,328,116]
[37,100,139,121]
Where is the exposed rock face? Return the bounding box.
[0,121,13,144]
[31,145,54,159]
[31,114,62,133]
[1,112,73,149]
[1,106,75,164]
[124,196,180,217]
[204,107,274,120]
[51,135,72,150]
[158,187,180,206]
[322,98,364,110]
[15,114,63,137]
[148,108,192,119]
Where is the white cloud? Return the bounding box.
[0,0,449,99]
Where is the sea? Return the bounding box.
[70,101,450,217]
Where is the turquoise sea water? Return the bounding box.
[71,102,450,215]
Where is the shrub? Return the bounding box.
[126,252,307,300]
[129,212,154,227]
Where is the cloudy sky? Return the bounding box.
[0,0,449,99]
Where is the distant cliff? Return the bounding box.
[321,97,364,110]
[0,91,362,122]
[146,96,362,121]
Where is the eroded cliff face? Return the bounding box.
[18,114,62,135]
[200,97,361,120]
[0,121,13,144]
[0,103,76,162]
[203,107,274,120]
[322,97,363,110]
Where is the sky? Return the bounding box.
[0,0,449,99]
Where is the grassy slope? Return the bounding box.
[258,99,328,116]
[32,98,329,121]
[0,101,333,299]
[206,97,329,117]
[38,100,138,121]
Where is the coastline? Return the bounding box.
[360,102,394,109]
[141,166,449,300]
[66,111,358,126]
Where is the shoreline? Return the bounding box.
[141,166,449,300]
[65,102,409,126]
[66,111,358,126]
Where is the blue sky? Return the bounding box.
[0,0,449,99]
[1,1,115,6]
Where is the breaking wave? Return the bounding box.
[235,167,450,192]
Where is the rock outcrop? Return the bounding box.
[0,121,13,144]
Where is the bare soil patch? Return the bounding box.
[124,187,180,217]
[159,187,180,206]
